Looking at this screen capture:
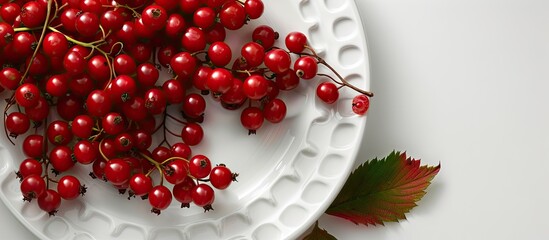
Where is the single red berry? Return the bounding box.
[20,1,47,28]
[45,74,69,97]
[285,31,308,53]
[149,185,172,214]
[294,56,318,79]
[102,112,126,136]
[75,12,100,37]
[141,5,168,31]
[5,112,31,136]
[210,165,234,189]
[25,96,50,121]
[243,75,269,100]
[171,143,192,159]
[241,106,264,133]
[173,176,196,208]
[252,25,277,49]
[219,1,246,30]
[47,120,73,146]
[208,41,232,67]
[192,184,214,209]
[193,7,216,29]
[263,98,287,123]
[181,123,204,146]
[18,159,43,179]
[87,90,112,117]
[207,68,233,94]
[316,82,339,104]
[164,159,189,185]
[42,32,69,57]
[182,93,206,119]
[73,140,98,164]
[264,49,291,74]
[162,79,186,104]
[144,88,167,115]
[170,51,197,79]
[15,83,40,108]
[37,189,61,216]
[189,154,211,179]
[244,0,264,19]
[241,41,265,68]
[104,159,131,185]
[352,94,370,115]
[20,174,46,201]
[22,134,44,158]
[57,175,83,200]
[129,173,153,196]
[49,145,75,172]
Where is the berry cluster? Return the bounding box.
[0,0,371,216]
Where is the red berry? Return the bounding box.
[210,165,233,190]
[189,154,211,179]
[37,189,61,215]
[352,94,370,115]
[57,175,82,200]
[129,173,153,196]
[104,159,131,185]
[181,123,204,146]
[316,82,339,104]
[192,184,214,208]
[285,31,308,53]
[149,185,172,214]
[294,56,318,79]
[263,98,287,123]
[20,174,46,201]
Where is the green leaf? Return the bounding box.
[302,221,337,240]
[326,151,440,226]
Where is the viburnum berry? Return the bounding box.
[37,189,62,216]
[57,175,84,200]
[15,83,40,108]
[149,185,172,214]
[141,5,168,31]
[210,165,235,190]
[46,120,73,146]
[352,94,371,115]
[252,25,278,49]
[192,184,214,210]
[263,98,287,123]
[264,49,291,74]
[173,176,196,208]
[73,140,98,164]
[20,175,46,202]
[129,173,153,197]
[208,41,232,67]
[189,154,211,179]
[285,31,308,53]
[181,123,204,146]
[22,134,44,159]
[294,56,318,79]
[5,112,31,136]
[49,145,75,172]
[241,106,264,134]
[104,159,132,185]
[316,82,339,104]
[18,159,43,180]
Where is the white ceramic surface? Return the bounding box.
[0,1,370,239]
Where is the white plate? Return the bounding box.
[0,0,370,239]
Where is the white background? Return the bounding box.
[2,0,549,239]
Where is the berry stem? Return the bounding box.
[137,151,165,183]
[20,0,54,85]
[300,48,374,97]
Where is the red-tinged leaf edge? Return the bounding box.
[325,151,440,226]
[302,221,337,240]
